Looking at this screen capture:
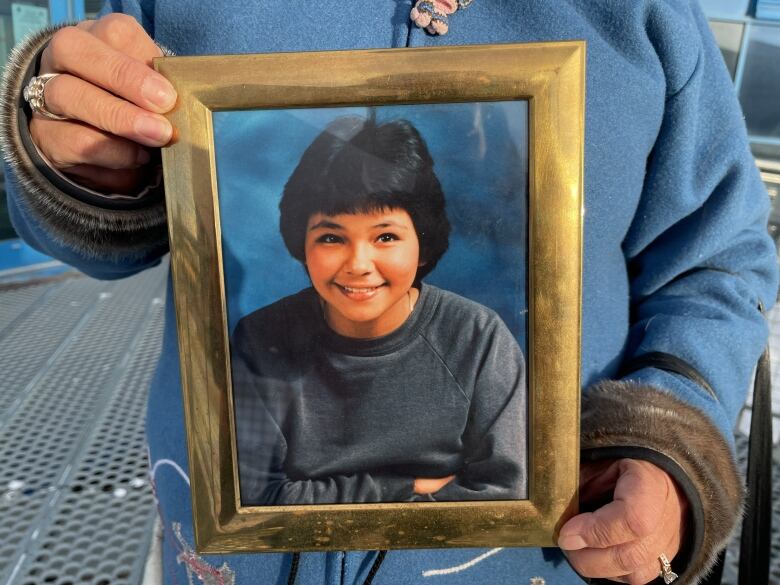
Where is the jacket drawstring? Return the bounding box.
[286,551,387,585]
[363,550,387,585]
[287,552,301,585]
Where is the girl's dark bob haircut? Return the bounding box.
[279,116,451,282]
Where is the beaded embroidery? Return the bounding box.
[410,0,474,35]
[173,523,236,585]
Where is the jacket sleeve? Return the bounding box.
[581,2,777,583]
[0,3,168,280]
[430,315,527,502]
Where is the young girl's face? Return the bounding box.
[304,208,422,338]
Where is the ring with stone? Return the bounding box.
[659,553,678,584]
[23,73,68,121]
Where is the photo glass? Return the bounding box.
[213,102,530,508]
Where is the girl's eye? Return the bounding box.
[316,234,343,244]
[376,233,399,243]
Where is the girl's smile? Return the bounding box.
[304,208,422,338]
[336,284,384,301]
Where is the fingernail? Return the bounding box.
[136,148,151,166]
[135,115,172,143]
[142,75,177,110]
[558,535,587,550]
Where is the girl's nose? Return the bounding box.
[346,243,374,274]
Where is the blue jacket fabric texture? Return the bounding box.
[2,1,778,584]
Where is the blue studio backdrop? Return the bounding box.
[213,101,529,351]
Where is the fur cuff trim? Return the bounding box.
[0,25,168,261]
[581,381,742,585]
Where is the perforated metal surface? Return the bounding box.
[0,283,50,333]
[0,262,166,585]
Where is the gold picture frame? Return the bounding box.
[156,41,584,554]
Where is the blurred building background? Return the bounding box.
[702,0,780,245]
[0,2,777,585]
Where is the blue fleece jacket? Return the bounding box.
[2,1,777,584]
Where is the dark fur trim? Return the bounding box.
[582,381,743,585]
[0,25,168,262]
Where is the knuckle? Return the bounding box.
[587,519,614,548]
[46,26,81,69]
[623,507,656,539]
[48,147,75,169]
[612,542,652,574]
[40,74,67,113]
[29,120,70,168]
[68,130,134,169]
[100,13,141,45]
[71,129,103,157]
[98,100,135,136]
[47,153,71,169]
[105,57,137,91]
[104,143,137,169]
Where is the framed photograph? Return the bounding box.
[156,42,584,553]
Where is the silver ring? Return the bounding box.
[23,73,68,121]
[659,553,678,584]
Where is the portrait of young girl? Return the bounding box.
[215,105,529,506]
